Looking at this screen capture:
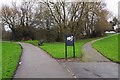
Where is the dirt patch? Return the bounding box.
[56,58,82,62]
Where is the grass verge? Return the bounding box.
[0,42,2,79]
[2,42,22,79]
[92,34,119,63]
[25,38,98,59]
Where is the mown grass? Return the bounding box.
[92,34,119,63]
[2,42,22,79]
[0,42,2,79]
[25,38,98,58]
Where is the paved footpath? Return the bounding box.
[81,34,118,62]
[60,34,119,78]
[14,42,73,78]
[61,62,118,78]
[81,38,110,62]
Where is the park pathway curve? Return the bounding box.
[81,34,118,62]
[14,42,73,78]
[60,34,118,78]
[82,39,110,62]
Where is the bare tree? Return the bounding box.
[2,0,37,40]
[2,0,111,41]
[2,3,19,39]
[43,1,85,41]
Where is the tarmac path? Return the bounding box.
[14,34,119,79]
[60,34,119,78]
[14,42,73,78]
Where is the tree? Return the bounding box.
[44,1,85,41]
[110,17,119,30]
[80,2,110,37]
[2,4,19,40]
[2,0,37,40]
[2,0,111,41]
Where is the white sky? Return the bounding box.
[0,0,120,16]
[105,0,120,17]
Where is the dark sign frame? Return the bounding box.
[65,34,75,59]
[65,34,74,46]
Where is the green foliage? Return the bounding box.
[25,40,39,46]
[93,34,119,63]
[2,42,22,79]
[13,26,35,40]
[25,38,97,58]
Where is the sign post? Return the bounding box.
[65,34,75,60]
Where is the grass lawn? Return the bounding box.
[0,42,2,79]
[92,34,119,63]
[2,42,22,79]
[25,38,98,59]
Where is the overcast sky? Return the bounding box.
[0,0,120,17]
[105,0,120,17]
